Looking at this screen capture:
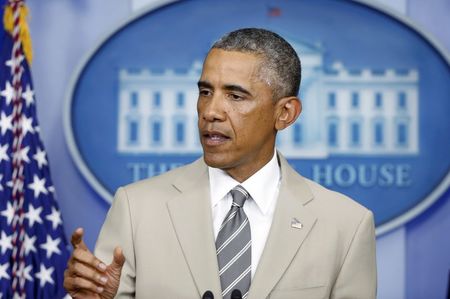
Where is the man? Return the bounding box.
[64,28,377,299]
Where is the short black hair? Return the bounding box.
[212,28,301,99]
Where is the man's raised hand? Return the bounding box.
[64,228,125,299]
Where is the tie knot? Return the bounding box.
[230,185,250,208]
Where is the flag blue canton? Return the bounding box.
[0,1,70,298]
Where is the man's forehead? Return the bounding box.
[204,48,263,65]
[200,49,266,84]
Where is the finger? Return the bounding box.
[111,247,125,270]
[66,260,108,286]
[72,248,107,273]
[64,275,105,294]
[71,227,87,250]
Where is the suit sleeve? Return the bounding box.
[330,210,377,299]
[94,187,136,298]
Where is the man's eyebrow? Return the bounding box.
[197,81,213,89]
[223,84,253,97]
[197,81,254,97]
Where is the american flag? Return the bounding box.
[0,0,70,298]
[267,6,281,17]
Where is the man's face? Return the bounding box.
[197,49,278,182]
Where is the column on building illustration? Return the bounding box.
[394,90,415,148]
[372,92,385,148]
[127,91,140,145]
[118,83,143,153]
[327,116,339,148]
[149,90,163,146]
[348,91,362,148]
[325,91,338,148]
[174,92,186,145]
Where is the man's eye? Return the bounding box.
[199,89,212,97]
[229,93,243,101]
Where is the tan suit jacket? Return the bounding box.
[95,155,377,299]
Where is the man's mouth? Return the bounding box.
[202,131,230,146]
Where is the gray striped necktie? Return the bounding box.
[216,185,251,299]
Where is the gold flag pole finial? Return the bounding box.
[3,0,33,64]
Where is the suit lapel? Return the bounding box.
[249,156,318,299]
[166,159,222,298]
[165,156,317,299]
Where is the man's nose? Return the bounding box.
[201,94,226,122]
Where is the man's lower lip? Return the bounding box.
[202,136,229,146]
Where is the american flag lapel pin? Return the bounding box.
[291,217,303,229]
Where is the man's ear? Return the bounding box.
[275,96,302,131]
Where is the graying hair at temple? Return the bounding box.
[212,28,301,100]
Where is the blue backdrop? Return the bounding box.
[25,0,450,298]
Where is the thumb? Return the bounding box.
[110,246,125,271]
[70,227,87,250]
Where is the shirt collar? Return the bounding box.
[208,150,280,215]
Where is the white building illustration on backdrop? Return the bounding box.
[117,40,419,158]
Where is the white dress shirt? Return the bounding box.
[208,151,281,279]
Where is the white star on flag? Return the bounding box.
[48,186,56,194]
[0,174,3,191]
[35,264,55,287]
[21,84,34,107]
[5,54,24,76]
[33,148,47,168]
[0,81,14,105]
[0,111,13,135]
[0,201,14,225]
[12,145,30,164]
[5,180,12,188]
[27,174,48,198]
[25,204,43,227]
[0,263,9,281]
[46,207,62,230]
[20,115,34,136]
[23,234,37,255]
[0,144,9,163]
[0,231,12,254]
[16,264,33,283]
[40,235,61,259]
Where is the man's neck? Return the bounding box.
[223,150,277,183]
[223,150,276,183]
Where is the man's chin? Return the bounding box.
[202,154,230,170]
